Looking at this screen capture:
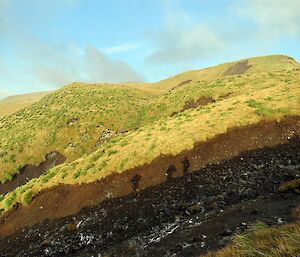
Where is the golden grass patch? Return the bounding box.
[0,55,300,216]
[203,212,300,257]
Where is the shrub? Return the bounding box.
[110,138,119,144]
[42,171,56,183]
[22,190,33,205]
[150,143,156,150]
[73,170,82,179]
[3,192,16,209]
[246,99,275,118]
[4,171,13,182]
[276,107,290,115]
[97,160,108,170]
[60,171,67,179]
[120,140,128,146]
[107,149,118,156]
[118,158,129,171]
[160,126,168,131]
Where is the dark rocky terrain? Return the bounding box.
[0,55,299,257]
[0,137,299,257]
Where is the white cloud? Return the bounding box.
[0,41,145,94]
[0,40,144,92]
[102,43,140,54]
[0,35,144,94]
[146,9,224,64]
[235,0,300,39]
[0,1,144,94]
[84,45,144,83]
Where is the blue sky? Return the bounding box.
[0,0,300,98]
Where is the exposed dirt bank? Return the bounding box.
[171,97,215,116]
[224,60,252,76]
[172,79,192,90]
[0,117,299,240]
[0,136,299,256]
[0,152,66,195]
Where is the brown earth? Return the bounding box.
[0,116,299,239]
[182,97,215,110]
[1,135,299,256]
[169,80,193,92]
[223,60,252,76]
[0,152,66,195]
[171,96,214,116]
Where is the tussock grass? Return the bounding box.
[0,92,51,117]
[203,213,300,257]
[0,55,299,215]
[278,179,300,193]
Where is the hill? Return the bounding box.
[0,55,299,256]
[0,55,298,187]
[0,92,51,117]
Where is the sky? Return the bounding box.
[0,0,300,98]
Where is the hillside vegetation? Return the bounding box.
[0,55,299,216]
[0,92,50,117]
[204,206,300,257]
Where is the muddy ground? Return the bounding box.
[0,136,299,257]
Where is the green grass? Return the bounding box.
[0,92,51,117]
[0,172,13,184]
[3,192,16,209]
[21,190,33,205]
[204,220,300,257]
[0,55,299,216]
[246,99,291,118]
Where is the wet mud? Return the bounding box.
[0,136,299,257]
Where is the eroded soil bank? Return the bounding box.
[171,96,215,116]
[0,117,299,240]
[223,60,252,76]
[0,136,299,257]
[0,152,66,195]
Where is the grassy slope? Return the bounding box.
[204,206,300,257]
[150,54,298,91]
[0,92,50,117]
[0,55,299,215]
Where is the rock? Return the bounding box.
[209,201,218,209]
[179,202,203,215]
[41,238,52,247]
[66,223,77,232]
[220,228,232,237]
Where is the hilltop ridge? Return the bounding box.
[0,55,298,118]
